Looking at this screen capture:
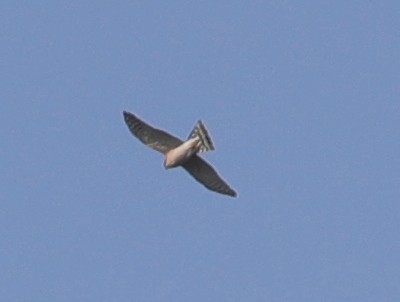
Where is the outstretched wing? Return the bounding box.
[182,155,237,197]
[123,111,183,154]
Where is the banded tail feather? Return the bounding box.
[188,120,215,153]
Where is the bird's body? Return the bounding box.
[164,138,200,168]
[123,111,237,197]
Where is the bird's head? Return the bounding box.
[163,158,171,169]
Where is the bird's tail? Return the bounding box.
[187,120,215,153]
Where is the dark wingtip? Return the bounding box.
[122,111,128,125]
[123,111,136,123]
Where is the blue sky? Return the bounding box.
[1,1,399,301]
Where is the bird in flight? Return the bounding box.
[123,111,237,197]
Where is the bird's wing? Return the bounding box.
[123,111,183,154]
[182,155,237,197]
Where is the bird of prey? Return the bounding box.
[123,111,237,197]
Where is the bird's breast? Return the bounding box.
[164,139,199,168]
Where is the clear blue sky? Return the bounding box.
[1,1,399,301]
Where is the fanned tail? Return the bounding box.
[187,120,215,153]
